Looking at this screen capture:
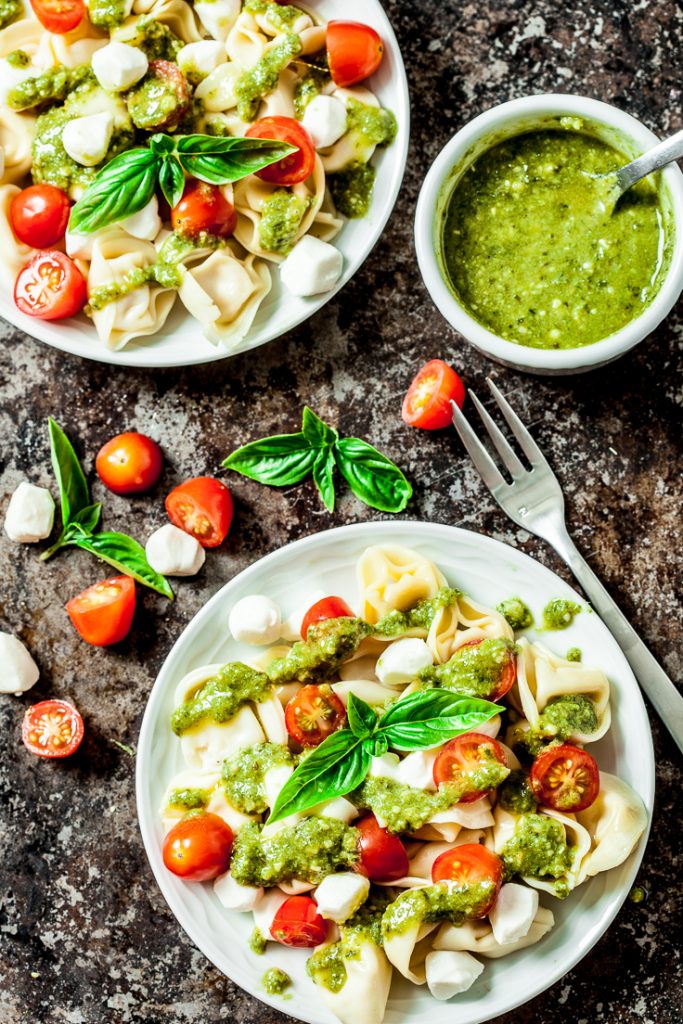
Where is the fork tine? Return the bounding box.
[486,379,552,470]
[450,400,508,493]
[468,389,526,479]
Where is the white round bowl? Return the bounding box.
[415,94,683,375]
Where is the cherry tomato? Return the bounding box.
[285,684,347,747]
[66,575,136,647]
[30,0,84,33]
[433,732,508,803]
[530,744,600,813]
[127,60,190,130]
[431,843,503,916]
[14,251,86,321]
[162,812,234,882]
[301,596,355,640]
[446,638,516,703]
[270,895,328,947]
[246,116,315,186]
[355,813,409,882]
[22,699,84,759]
[165,476,233,548]
[327,21,384,88]
[402,359,466,430]
[96,432,163,496]
[171,179,237,240]
[10,184,70,248]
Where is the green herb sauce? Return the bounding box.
[267,617,372,686]
[419,637,516,698]
[126,67,188,130]
[262,967,291,995]
[244,0,305,29]
[629,884,647,904]
[8,63,92,111]
[167,786,211,810]
[566,647,582,662]
[231,819,359,887]
[235,31,302,121]
[345,98,397,149]
[86,266,156,314]
[112,17,183,61]
[293,68,328,119]
[497,597,534,631]
[250,928,268,955]
[497,769,537,813]
[0,0,22,30]
[501,812,573,895]
[542,598,582,630]
[374,586,461,637]
[511,694,598,758]
[6,50,30,69]
[329,162,376,219]
[382,881,495,936]
[222,742,294,814]
[88,0,128,29]
[258,189,309,254]
[307,892,390,993]
[171,663,273,736]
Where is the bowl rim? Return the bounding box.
[414,93,683,372]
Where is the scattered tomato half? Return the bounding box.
[22,699,84,759]
[96,432,163,495]
[246,116,315,186]
[327,21,384,87]
[456,638,517,702]
[270,895,328,948]
[14,251,87,320]
[10,184,70,248]
[530,744,600,813]
[301,596,355,640]
[355,813,409,882]
[401,359,466,430]
[433,732,508,802]
[30,0,84,33]
[431,843,503,916]
[171,179,237,240]
[285,684,347,747]
[166,476,233,548]
[162,812,234,882]
[66,575,136,647]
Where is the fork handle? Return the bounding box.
[550,532,683,755]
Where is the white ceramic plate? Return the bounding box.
[136,521,654,1024]
[1,1,409,368]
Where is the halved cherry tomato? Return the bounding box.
[163,812,234,882]
[30,0,84,33]
[445,638,517,702]
[401,359,466,430]
[66,575,136,647]
[355,813,409,882]
[431,843,503,916]
[96,432,163,495]
[22,699,84,759]
[10,185,70,248]
[270,895,328,948]
[433,732,508,803]
[530,744,599,812]
[246,116,315,186]
[285,684,347,747]
[327,21,384,87]
[165,476,233,548]
[171,180,237,240]
[301,596,355,640]
[126,60,190,130]
[14,251,86,320]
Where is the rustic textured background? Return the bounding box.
[1,1,681,1022]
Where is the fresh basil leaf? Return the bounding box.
[71,502,103,534]
[176,135,296,183]
[48,418,91,526]
[70,530,174,599]
[377,689,500,751]
[268,729,370,823]
[68,148,160,234]
[223,432,317,486]
[312,448,336,512]
[148,133,175,155]
[372,733,389,756]
[333,437,412,513]
[347,693,377,740]
[302,407,338,447]
[158,153,185,208]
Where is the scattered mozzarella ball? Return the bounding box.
[376,638,433,687]
[62,112,114,167]
[145,524,205,577]
[4,481,55,543]
[314,872,370,923]
[118,195,162,241]
[0,57,36,105]
[229,595,281,646]
[214,872,263,912]
[425,950,484,1000]
[177,40,227,80]
[0,633,39,695]
[302,94,348,149]
[280,236,343,297]
[194,0,240,41]
[92,42,148,92]
[488,883,539,945]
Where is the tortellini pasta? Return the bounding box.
[177,246,272,347]
[434,905,556,958]
[0,184,34,287]
[131,0,204,42]
[357,545,447,624]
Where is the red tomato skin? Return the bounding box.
[165,476,233,548]
[355,813,409,882]
[431,843,503,916]
[327,21,384,88]
[162,813,234,882]
[171,180,237,240]
[10,185,70,248]
[66,575,136,647]
[22,699,84,759]
[284,684,347,747]
[301,596,355,640]
[270,896,328,948]
[246,116,315,186]
[530,744,600,813]
[30,0,84,33]
[433,732,508,803]
[14,251,87,320]
[454,638,516,702]
[402,359,466,430]
[96,432,163,495]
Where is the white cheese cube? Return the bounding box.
[488,883,539,945]
[253,888,289,937]
[194,0,240,40]
[314,872,370,923]
[4,482,55,543]
[280,236,343,297]
[425,950,484,1000]
[376,638,433,687]
[92,42,148,92]
[214,872,263,912]
[62,112,114,167]
[395,748,438,791]
[0,633,39,695]
[229,595,281,646]
[280,588,327,641]
[302,94,348,149]
[177,40,227,80]
[119,195,162,241]
[145,524,205,577]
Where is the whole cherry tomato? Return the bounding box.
[327,21,384,88]
[96,432,163,495]
[270,895,328,947]
[162,812,234,882]
[355,813,409,882]
[10,184,70,248]
[171,180,237,240]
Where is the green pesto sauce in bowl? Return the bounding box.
[171,663,273,735]
[230,819,359,887]
[222,742,293,814]
[501,812,573,895]
[382,881,495,936]
[419,636,516,697]
[442,127,669,350]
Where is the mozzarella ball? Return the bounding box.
[280,236,343,297]
[214,872,263,912]
[145,524,205,577]
[92,42,148,92]
[0,633,39,695]
[302,94,348,149]
[425,950,484,999]
[62,112,114,167]
[376,638,433,687]
[488,883,539,945]
[4,482,55,543]
[119,195,162,241]
[314,872,370,923]
[229,595,281,646]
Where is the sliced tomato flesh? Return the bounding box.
[270,895,328,947]
[433,732,508,802]
[431,843,503,916]
[285,684,347,747]
[22,699,84,758]
[530,744,599,812]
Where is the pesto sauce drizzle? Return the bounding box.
[374,586,461,637]
[244,0,305,29]
[262,967,291,995]
[501,813,573,895]
[267,617,373,686]
[542,598,582,630]
[419,637,517,697]
[171,663,273,736]
[306,891,391,994]
[497,596,534,631]
[231,819,359,886]
[293,68,329,119]
[6,49,30,68]
[112,17,183,61]
[222,742,294,814]
[249,928,268,955]
[88,0,129,29]
[258,190,310,254]
[566,647,582,662]
[235,31,302,121]
[382,881,495,936]
[167,786,211,810]
[497,769,537,813]
[0,0,22,29]
[329,162,376,219]
[510,694,598,757]
[8,63,92,111]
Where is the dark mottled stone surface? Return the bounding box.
[1,1,681,1022]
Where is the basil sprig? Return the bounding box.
[267,689,500,823]
[223,407,412,514]
[40,419,173,600]
[69,132,296,235]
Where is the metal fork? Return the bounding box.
[451,379,683,755]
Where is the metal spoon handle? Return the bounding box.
[617,127,683,193]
